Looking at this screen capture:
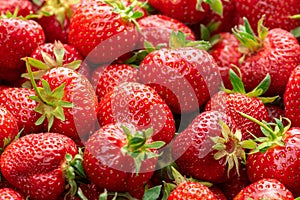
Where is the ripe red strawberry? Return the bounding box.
[284,65,300,127]
[0,106,19,149]
[235,0,300,32]
[240,113,300,196]
[0,11,45,86]
[139,32,221,114]
[209,32,242,89]
[172,111,247,183]
[36,0,78,43]
[1,132,79,200]
[83,123,164,193]
[209,186,227,200]
[97,81,175,145]
[0,87,43,135]
[138,14,196,47]
[266,104,285,123]
[0,188,25,200]
[0,0,34,17]
[26,66,98,145]
[233,178,294,200]
[233,17,300,96]
[91,63,139,101]
[68,0,141,64]
[205,70,271,139]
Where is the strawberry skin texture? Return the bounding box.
[168,182,217,200]
[0,18,45,85]
[235,0,300,32]
[172,111,237,183]
[139,47,221,114]
[98,82,175,145]
[209,33,242,89]
[39,67,98,144]
[0,188,25,200]
[0,133,78,200]
[234,178,294,200]
[246,127,300,196]
[205,91,269,139]
[0,0,34,17]
[0,88,43,135]
[83,123,157,192]
[0,107,19,148]
[138,14,196,47]
[68,0,139,64]
[284,66,300,127]
[148,0,209,24]
[91,64,139,101]
[240,28,300,96]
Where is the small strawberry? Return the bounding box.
[233,178,294,200]
[240,112,300,196]
[235,0,300,32]
[0,10,45,86]
[83,123,164,193]
[68,0,142,64]
[172,111,248,183]
[0,0,34,16]
[233,16,300,96]
[0,188,25,200]
[0,106,19,150]
[91,63,139,101]
[1,132,83,200]
[139,31,221,114]
[97,81,175,145]
[0,87,43,135]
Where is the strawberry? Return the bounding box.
[172,110,248,183]
[0,0,34,17]
[0,132,81,200]
[240,113,300,196]
[209,186,227,200]
[148,0,223,24]
[266,104,285,123]
[0,10,45,86]
[0,188,25,200]
[235,0,300,32]
[24,64,98,145]
[139,31,221,114]
[97,81,175,145]
[68,0,142,64]
[36,0,78,43]
[205,70,271,140]
[233,178,294,200]
[91,63,139,101]
[208,32,242,89]
[284,65,300,127]
[138,14,196,47]
[83,123,164,193]
[233,17,300,96]
[0,87,43,135]
[0,106,19,149]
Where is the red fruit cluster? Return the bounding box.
[0,0,300,199]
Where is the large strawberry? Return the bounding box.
[0,10,45,86]
[97,81,175,145]
[233,17,300,96]
[83,123,164,193]
[1,132,82,200]
[240,113,300,196]
[68,0,142,64]
[0,87,43,135]
[0,106,19,149]
[235,0,300,32]
[0,188,25,200]
[233,178,295,200]
[139,31,221,114]
[172,110,249,183]
[205,69,271,140]
[284,65,300,127]
[0,0,34,17]
[24,64,98,145]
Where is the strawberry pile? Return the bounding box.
[1,0,300,199]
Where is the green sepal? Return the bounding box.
[246,73,271,97]
[142,185,162,200]
[289,14,300,19]
[99,189,108,200]
[32,0,43,6]
[291,26,300,38]
[229,69,246,94]
[76,187,88,200]
[162,182,177,200]
[204,0,223,17]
